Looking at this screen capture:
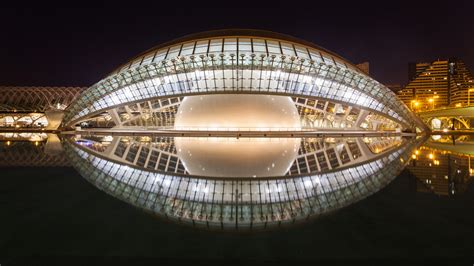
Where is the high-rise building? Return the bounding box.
[397,59,474,111]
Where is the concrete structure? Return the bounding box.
[417,106,474,130]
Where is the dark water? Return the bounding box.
[1,136,474,264]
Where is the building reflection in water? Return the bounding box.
[61,134,423,230]
[0,133,69,167]
[408,135,474,196]
[5,133,473,229]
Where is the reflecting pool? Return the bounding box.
[2,132,474,262]
[1,132,437,230]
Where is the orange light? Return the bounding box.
[428,153,434,159]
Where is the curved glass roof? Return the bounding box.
[108,29,364,76]
[63,30,424,131]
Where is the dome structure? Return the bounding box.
[62,29,427,230]
[63,29,424,132]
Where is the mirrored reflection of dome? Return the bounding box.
[175,137,300,177]
[63,135,425,231]
[174,94,301,177]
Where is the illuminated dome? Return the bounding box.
[64,29,423,132]
[61,29,428,230]
[174,94,301,177]
[174,94,300,130]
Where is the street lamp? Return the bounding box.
[410,100,419,111]
[428,98,434,110]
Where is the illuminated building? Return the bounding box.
[397,59,474,110]
[63,30,422,132]
[50,30,427,229]
[0,86,85,129]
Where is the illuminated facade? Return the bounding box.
[64,30,422,132]
[48,30,428,230]
[398,59,474,111]
[0,86,85,129]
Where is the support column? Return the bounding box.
[44,110,65,130]
[355,110,369,128]
[107,109,122,128]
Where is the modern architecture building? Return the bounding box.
[0,86,85,129]
[63,30,422,132]
[397,59,474,111]
[0,30,427,230]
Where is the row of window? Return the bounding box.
[113,37,360,76]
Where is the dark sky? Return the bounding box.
[1,1,473,87]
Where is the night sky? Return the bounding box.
[1,1,474,87]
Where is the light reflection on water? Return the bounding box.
[1,133,473,230]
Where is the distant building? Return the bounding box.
[397,59,474,111]
[356,62,370,75]
[0,86,85,129]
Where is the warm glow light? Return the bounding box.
[428,153,434,159]
[415,150,419,155]
[428,98,434,103]
[6,141,11,146]
[174,94,302,177]
[175,94,301,131]
[176,137,300,177]
[455,103,462,107]
[412,154,417,159]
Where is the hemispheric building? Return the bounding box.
[51,30,426,230]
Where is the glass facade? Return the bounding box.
[63,32,422,131]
